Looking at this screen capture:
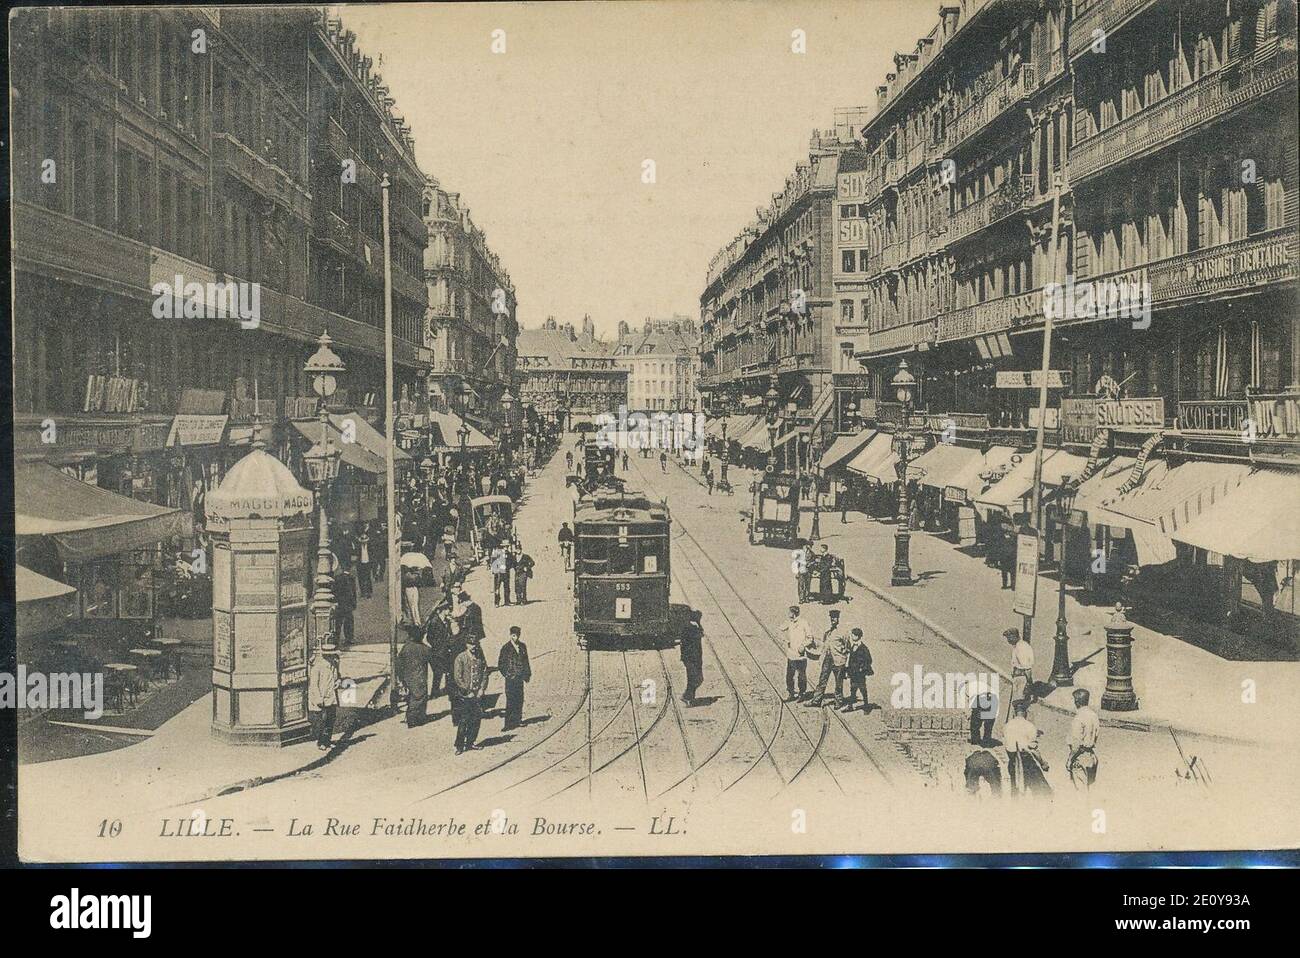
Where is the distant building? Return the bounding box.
[423,179,518,433]
[517,316,628,429]
[613,316,701,412]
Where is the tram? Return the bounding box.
[572,490,671,646]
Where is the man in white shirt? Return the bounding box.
[1005,627,1034,718]
[1003,700,1051,797]
[1066,688,1100,791]
[780,605,814,702]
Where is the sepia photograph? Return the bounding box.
[4,0,1299,880]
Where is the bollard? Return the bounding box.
[1101,602,1139,711]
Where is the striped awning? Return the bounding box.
[1171,469,1300,562]
[846,431,899,484]
[818,430,877,473]
[1102,460,1250,537]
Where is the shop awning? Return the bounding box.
[329,412,412,465]
[773,428,803,449]
[14,463,183,562]
[426,411,495,452]
[847,431,898,483]
[973,449,1091,516]
[290,420,385,474]
[739,416,775,452]
[1170,469,1300,562]
[16,565,78,637]
[1103,460,1249,537]
[819,430,877,473]
[1070,456,1140,526]
[907,443,983,489]
[953,445,1019,501]
[704,417,727,439]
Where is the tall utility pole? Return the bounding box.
[1024,172,1064,645]
[381,174,399,710]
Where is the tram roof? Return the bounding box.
[574,490,670,524]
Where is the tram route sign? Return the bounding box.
[1013,531,1038,617]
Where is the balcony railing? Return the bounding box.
[324,117,350,160]
[946,176,1033,246]
[211,133,310,221]
[1071,52,1297,182]
[1069,0,1159,59]
[943,63,1035,156]
[1176,399,1250,435]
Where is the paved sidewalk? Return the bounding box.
[678,456,1300,745]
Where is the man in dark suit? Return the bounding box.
[679,611,705,706]
[424,601,455,698]
[334,560,358,648]
[497,625,532,731]
[456,589,485,644]
[395,625,432,728]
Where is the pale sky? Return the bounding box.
[343,0,931,337]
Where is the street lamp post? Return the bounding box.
[1050,476,1078,687]
[500,389,515,468]
[764,382,780,472]
[303,332,345,654]
[891,359,917,587]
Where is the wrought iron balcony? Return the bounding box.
[1071,52,1297,183]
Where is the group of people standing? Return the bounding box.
[963,628,1100,799]
[779,605,875,712]
[395,589,534,753]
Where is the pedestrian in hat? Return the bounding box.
[424,600,456,698]
[452,635,488,753]
[497,625,532,731]
[780,605,814,702]
[1066,688,1100,791]
[456,588,485,644]
[679,610,705,706]
[843,627,874,712]
[805,609,850,709]
[396,624,433,729]
[1006,627,1034,719]
[308,642,342,750]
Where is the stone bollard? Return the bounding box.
[1101,602,1139,711]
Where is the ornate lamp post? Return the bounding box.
[890,359,917,587]
[456,380,474,489]
[1049,476,1078,687]
[500,389,515,467]
[303,331,345,652]
[764,382,780,471]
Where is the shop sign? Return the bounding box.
[1152,232,1296,300]
[1096,397,1165,431]
[995,370,1071,389]
[1027,407,1060,429]
[1061,397,1097,444]
[943,484,968,504]
[838,220,869,245]
[167,415,229,447]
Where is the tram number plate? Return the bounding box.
[615,597,632,619]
